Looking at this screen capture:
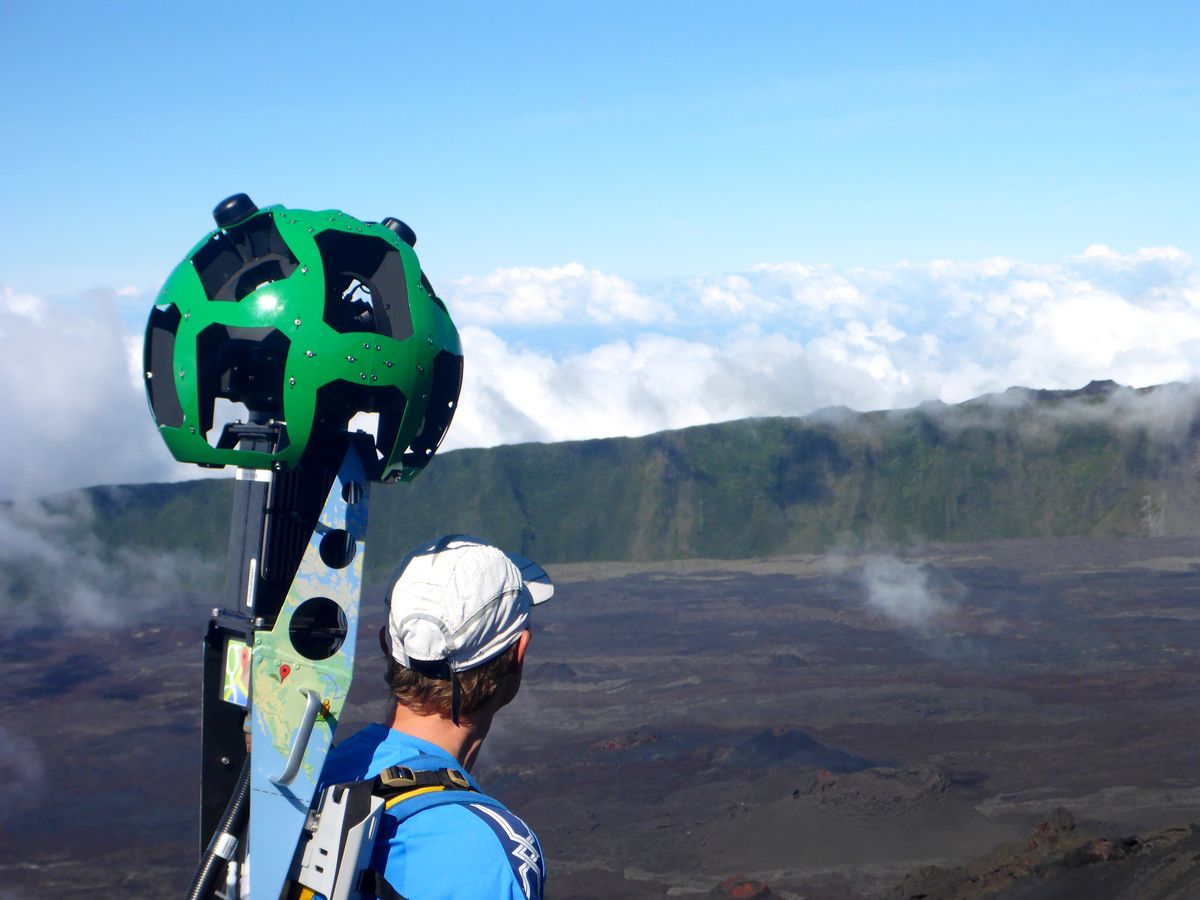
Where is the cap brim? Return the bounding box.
[505,551,554,604]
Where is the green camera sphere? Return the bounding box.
[143,195,463,482]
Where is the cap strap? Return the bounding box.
[406,657,454,679]
[450,670,461,726]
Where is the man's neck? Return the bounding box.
[385,700,495,771]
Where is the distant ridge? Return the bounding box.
[51,380,1200,578]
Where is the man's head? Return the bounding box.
[383,535,554,721]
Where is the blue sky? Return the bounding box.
[3,1,1197,294]
[1,1,1199,498]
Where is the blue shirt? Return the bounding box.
[318,724,545,900]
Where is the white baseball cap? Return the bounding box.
[386,534,554,674]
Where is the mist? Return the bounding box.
[858,556,956,632]
[0,491,216,631]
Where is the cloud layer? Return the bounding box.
[2,244,1198,498]
[0,286,181,500]
[446,245,1200,448]
[0,492,216,627]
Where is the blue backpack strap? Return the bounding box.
[367,776,543,899]
[382,783,508,822]
[352,790,492,900]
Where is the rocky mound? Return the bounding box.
[900,810,1200,899]
[709,875,773,898]
[731,726,871,772]
[802,765,951,815]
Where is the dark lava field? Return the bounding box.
[4,537,1200,898]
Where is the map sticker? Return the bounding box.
[223,638,251,707]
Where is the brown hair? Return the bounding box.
[385,642,520,719]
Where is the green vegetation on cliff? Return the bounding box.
[48,381,1200,581]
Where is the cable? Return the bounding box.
[186,754,252,900]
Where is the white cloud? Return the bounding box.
[449,262,671,325]
[0,492,216,627]
[449,325,917,451]
[441,245,1200,451]
[0,285,187,500]
[858,556,953,632]
[676,262,870,326]
[4,244,1200,498]
[450,329,736,446]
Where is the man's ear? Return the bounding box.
[494,629,532,709]
[513,629,531,669]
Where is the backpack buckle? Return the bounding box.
[380,765,418,788]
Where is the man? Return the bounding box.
[316,534,553,900]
